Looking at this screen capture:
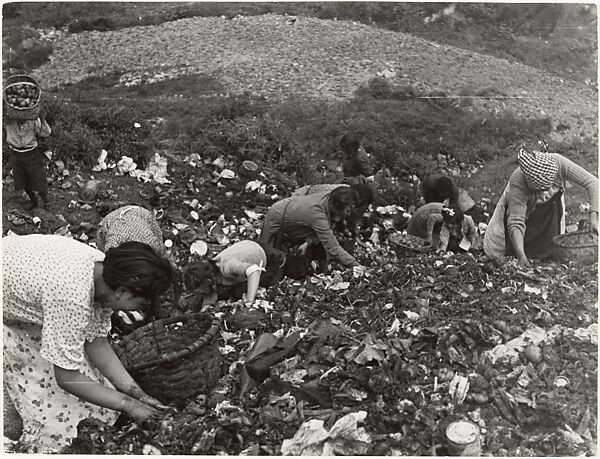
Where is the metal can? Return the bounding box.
[445,421,481,456]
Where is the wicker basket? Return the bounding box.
[3,74,42,120]
[112,312,223,404]
[553,230,598,264]
[387,231,432,253]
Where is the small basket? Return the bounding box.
[553,230,598,264]
[112,312,223,404]
[387,231,432,253]
[3,74,42,120]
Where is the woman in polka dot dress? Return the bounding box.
[3,234,175,453]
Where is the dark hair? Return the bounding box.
[329,186,357,212]
[180,261,220,310]
[350,183,375,207]
[183,260,219,291]
[339,132,362,155]
[103,241,176,318]
[435,176,457,201]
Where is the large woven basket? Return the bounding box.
[553,230,598,264]
[387,231,432,253]
[112,312,223,405]
[3,74,41,120]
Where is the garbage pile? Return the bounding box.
[63,241,597,456]
[4,148,596,456]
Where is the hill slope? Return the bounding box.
[34,14,597,146]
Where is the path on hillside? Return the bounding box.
[36,14,597,144]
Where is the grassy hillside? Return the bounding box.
[2,3,597,220]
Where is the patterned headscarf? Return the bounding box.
[517,148,559,191]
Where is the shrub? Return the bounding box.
[66,17,116,33]
[43,98,155,167]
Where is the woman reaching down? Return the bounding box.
[3,235,175,452]
[483,148,598,266]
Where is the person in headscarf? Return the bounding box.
[483,148,598,266]
[95,205,177,335]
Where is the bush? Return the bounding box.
[67,17,116,33]
[43,98,155,167]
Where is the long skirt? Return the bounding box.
[3,322,119,453]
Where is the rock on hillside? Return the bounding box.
[35,14,597,143]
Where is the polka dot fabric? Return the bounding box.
[4,322,118,453]
[3,234,111,370]
[3,234,118,452]
[96,205,165,255]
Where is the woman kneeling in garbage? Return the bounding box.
[181,240,286,309]
[483,148,598,267]
[260,186,366,275]
[407,202,478,252]
[3,234,175,453]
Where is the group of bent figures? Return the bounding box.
[3,132,598,452]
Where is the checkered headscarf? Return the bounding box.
[517,149,559,191]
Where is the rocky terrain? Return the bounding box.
[35,14,597,144]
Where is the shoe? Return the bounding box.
[244,331,302,383]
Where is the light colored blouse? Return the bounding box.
[5,118,51,151]
[2,234,112,370]
[213,240,267,286]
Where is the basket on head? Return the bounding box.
[3,74,42,120]
[112,312,223,405]
[553,230,598,265]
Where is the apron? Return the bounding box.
[505,191,563,260]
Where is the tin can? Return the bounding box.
[445,421,481,456]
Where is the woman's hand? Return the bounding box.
[126,384,169,410]
[137,392,170,410]
[517,257,531,268]
[123,397,160,423]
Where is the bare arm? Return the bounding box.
[245,270,261,302]
[84,337,168,409]
[508,227,529,266]
[53,365,158,423]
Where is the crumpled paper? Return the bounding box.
[116,155,137,175]
[92,149,110,172]
[281,411,371,455]
[131,152,171,184]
